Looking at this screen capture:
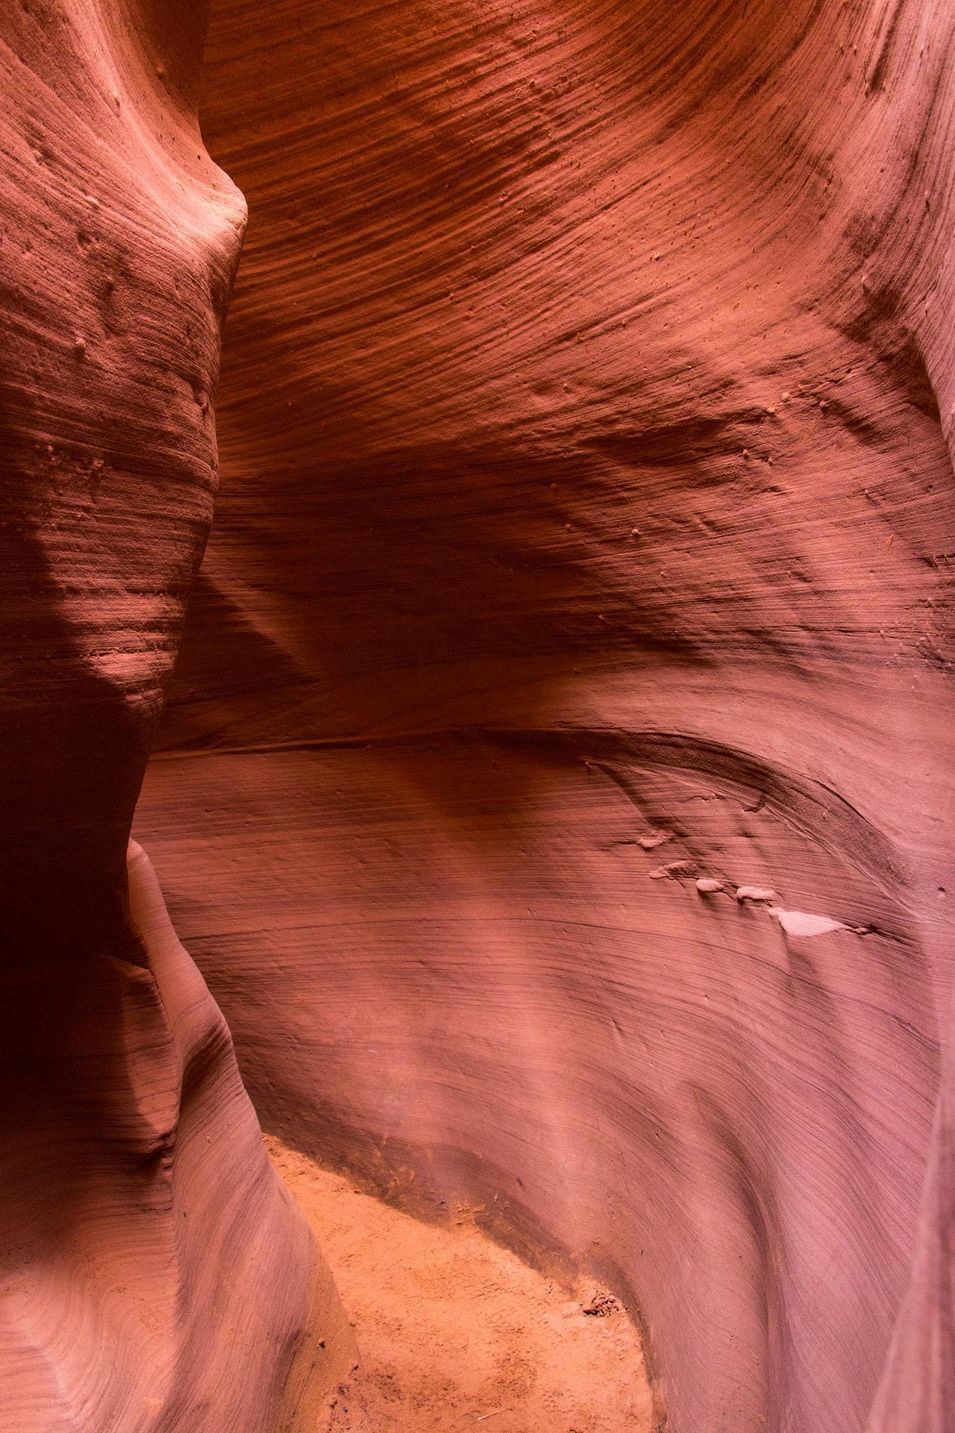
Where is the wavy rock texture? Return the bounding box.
[0,5,354,1430]
[136,2,955,1430]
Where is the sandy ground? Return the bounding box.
[266,1136,654,1432]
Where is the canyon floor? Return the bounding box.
[266,1137,654,1432]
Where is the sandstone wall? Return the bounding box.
[141,3,955,1429]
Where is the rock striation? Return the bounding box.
[3,2,955,1432]
[0,5,353,1430]
[139,2,955,1430]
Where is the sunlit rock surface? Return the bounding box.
[0,5,353,1429]
[139,3,955,1430]
[2,1,954,1431]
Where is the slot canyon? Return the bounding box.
[2,2,954,1430]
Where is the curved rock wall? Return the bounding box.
[0,5,353,1429]
[134,3,955,1430]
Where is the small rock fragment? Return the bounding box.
[771,908,845,937]
[735,885,777,904]
[649,859,698,881]
[581,1290,621,1318]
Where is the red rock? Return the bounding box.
[4,1,955,1431]
[0,5,353,1430]
[141,4,954,1429]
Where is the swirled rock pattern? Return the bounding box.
[0,5,353,1430]
[136,2,955,1429]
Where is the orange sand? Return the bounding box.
[266,1136,654,1432]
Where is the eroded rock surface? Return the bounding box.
[3,1,954,1431]
[137,3,955,1431]
[0,5,353,1429]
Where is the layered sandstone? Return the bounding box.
[3,2,954,1432]
[0,5,353,1430]
[141,2,955,1431]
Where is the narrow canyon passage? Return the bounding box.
[2,1,955,1431]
